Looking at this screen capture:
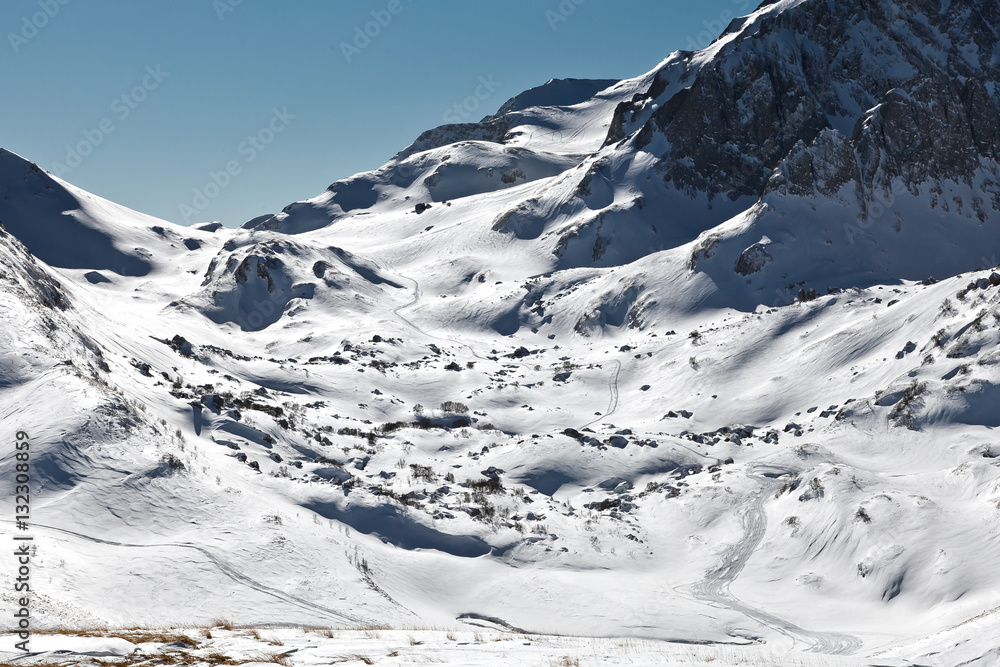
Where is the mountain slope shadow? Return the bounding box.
[0,150,152,276]
[305,500,491,558]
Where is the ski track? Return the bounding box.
[581,359,621,430]
[14,521,363,626]
[687,467,862,656]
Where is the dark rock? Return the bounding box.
[734,243,773,275]
[797,288,817,302]
[481,466,505,480]
[201,394,224,412]
[169,335,193,357]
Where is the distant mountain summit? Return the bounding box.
[251,0,1000,314]
[611,0,1000,203]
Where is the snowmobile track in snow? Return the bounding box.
[581,359,621,429]
[20,521,363,626]
[688,467,862,656]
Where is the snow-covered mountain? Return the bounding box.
[3,1,1000,665]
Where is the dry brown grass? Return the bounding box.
[29,626,110,637]
[26,627,198,647]
[123,631,198,646]
[553,658,580,667]
[326,656,376,665]
[251,653,292,666]
[200,653,243,666]
[246,628,284,646]
[351,623,391,631]
[0,627,308,667]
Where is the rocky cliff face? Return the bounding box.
[579,0,1000,303]
[185,237,405,331]
[613,0,1000,203]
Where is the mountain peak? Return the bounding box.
[0,148,233,278]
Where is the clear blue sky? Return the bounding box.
[2,0,758,227]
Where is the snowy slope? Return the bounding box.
[3,1,1000,665]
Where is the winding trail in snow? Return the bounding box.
[387,269,507,369]
[687,467,862,656]
[386,265,623,429]
[581,359,620,430]
[16,521,363,626]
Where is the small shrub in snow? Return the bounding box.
[409,464,435,482]
[160,453,185,471]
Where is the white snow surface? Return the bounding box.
[3,2,1000,665]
